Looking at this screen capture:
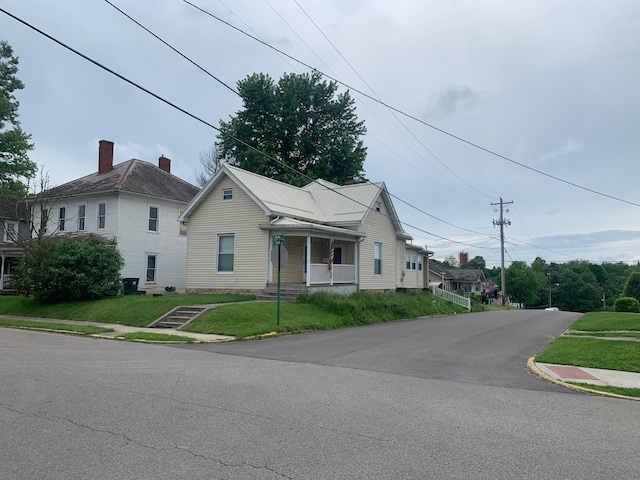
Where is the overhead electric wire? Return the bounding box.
[292,0,494,201]
[183,0,640,208]
[102,1,494,239]
[0,6,493,251]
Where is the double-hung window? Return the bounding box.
[97,202,106,229]
[58,207,66,232]
[374,242,382,275]
[148,206,159,232]
[41,209,48,234]
[3,222,16,242]
[77,205,86,231]
[406,254,418,271]
[146,255,157,282]
[217,234,235,273]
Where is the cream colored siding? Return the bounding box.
[277,236,304,283]
[357,195,399,290]
[186,176,269,290]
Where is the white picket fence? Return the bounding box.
[432,287,471,311]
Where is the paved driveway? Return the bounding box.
[2,310,639,479]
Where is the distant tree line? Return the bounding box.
[437,255,640,313]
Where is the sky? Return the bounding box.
[1,0,639,268]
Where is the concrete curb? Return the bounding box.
[526,357,640,402]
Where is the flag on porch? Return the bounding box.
[328,239,334,275]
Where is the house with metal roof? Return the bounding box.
[30,140,199,293]
[179,164,431,296]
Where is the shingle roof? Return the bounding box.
[42,159,199,203]
[185,165,405,235]
[429,262,453,278]
[0,197,26,221]
[447,268,487,282]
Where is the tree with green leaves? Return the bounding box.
[0,40,36,197]
[216,71,367,187]
[622,271,640,302]
[504,261,541,307]
[460,255,486,271]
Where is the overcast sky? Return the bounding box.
[2,0,639,267]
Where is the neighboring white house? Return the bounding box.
[31,140,199,293]
[179,164,431,295]
[0,197,29,291]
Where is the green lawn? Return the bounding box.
[536,337,640,373]
[183,291,467,337]
[0,294,255,327]
[568,383,640,398]
[0,318,114,335]
[571,311,640,331]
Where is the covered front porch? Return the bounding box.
[261,218,365,288]
[0,247,23,292]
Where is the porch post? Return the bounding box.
[268,234,273,283]
[355,240,359,286]
[306,235,311,286]
[0,254,4,290]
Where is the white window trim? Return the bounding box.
[3,221,17,242]
[221,188,233,202]
[77,204,86,231]
[148,205,159,233]
[58,206,67,232]
[374,242,382,276]
[217,234,235,274]
[146,254,158,283]
[97,201,107,230]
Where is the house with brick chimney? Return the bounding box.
[30,140,199,293]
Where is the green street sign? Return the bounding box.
[274,234,285,246]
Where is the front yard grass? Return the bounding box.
[570,311,640,331]
[0,293,255,327]
[535,337,640,373]
[0,318,114,335]
[568,383,640,398]
[183,291,467,338]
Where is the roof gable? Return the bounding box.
[42,159,199,203]
[180,165,409,238]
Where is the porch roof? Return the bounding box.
[259,217,366,241]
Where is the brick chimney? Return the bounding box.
[98,140,114,173]
[158,155,171,174]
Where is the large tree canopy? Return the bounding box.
[0,40,35,197]
[216,72,367,187]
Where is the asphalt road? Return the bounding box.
[2,310,639,479]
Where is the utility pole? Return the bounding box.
[492,197,513,306]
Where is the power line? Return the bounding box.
[183,0,640,208]
[0,6,491,251]
[293,0,494,201]
[101,1,494,240]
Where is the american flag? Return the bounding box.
[328,239,334,274]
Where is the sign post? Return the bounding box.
[271,235,287,325]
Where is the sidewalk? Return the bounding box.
[0,315,234,343]
[534,361,640,390]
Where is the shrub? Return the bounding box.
[613,297,640,313]
[13,236,124,303]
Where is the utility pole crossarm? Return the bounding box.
[491,197,513,306]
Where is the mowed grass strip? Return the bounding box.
[536,337,640,373]
[0,318,114,335]
[117,332,196,343]
[568,383,640,398]
[0,294,255,327]
[571,312,640,331]
[183,292,467,337]
[567,332,640,338]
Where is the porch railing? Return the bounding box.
[1,274,12,289]
[432,287,471,311]
[309,264,355,284]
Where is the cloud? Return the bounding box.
[425,85,479,118]
[538,140,584,164]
